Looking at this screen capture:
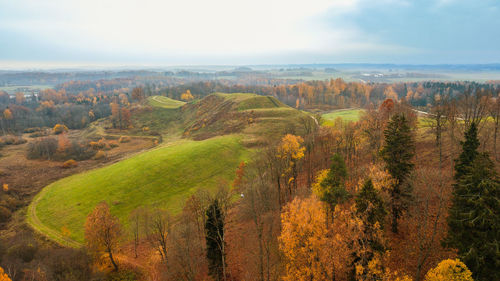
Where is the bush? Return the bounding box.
[27,137,58,160]
[108,141,119,148]
[61,159,78,169]
[41,248,92,281]
[118,136,131,143]
[94,150,106,160]
[0,135,27,146]
[23,127,41,133]
[53,124,68,135]
[7,241,37,263]
[0,206,12,223]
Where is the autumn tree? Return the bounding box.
[238,157,280,281]
[381,113,415,233]
[425,259,473,281]
[181,89,194,101]
[84,202,122,271]
[205,199,226,281]
[121,108,131,129]
[445,123,500,281]
[145,208,171,263]
[277,134,305,200]
[131,87,145,101]
[279,196,333,281]
[15,92,25,105]
[0,267,12,281]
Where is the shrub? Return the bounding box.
[118,136,131,143]
[53,124,68,135]
[23,127,41,133]
[0,135,26,146]
[27,137,58,160]
[40,248,92,281]
[108,141,119,148]
[0,206,12,223]
[94,150,106,160]
[6,242,37,263]
[61,159,78,169]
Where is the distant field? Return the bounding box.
[29,135,247,243]
[0,85,52,94]
[147,95,186,108]
[322,108,364,125]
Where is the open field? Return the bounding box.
[29,135,248,244]
[0,85,53,94]
[147,95,186,109]
[321,108,364,125]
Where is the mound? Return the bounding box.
[182,93,310,143]
[147,95,186,109]
[29,135,247,243]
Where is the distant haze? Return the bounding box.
[1,0,499,67]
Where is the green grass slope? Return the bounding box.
[29,135,247,243]
[147,95,186,109]
[322,108,364,126]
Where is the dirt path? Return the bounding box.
[27,187,83,248]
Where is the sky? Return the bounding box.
[0,0,499,67]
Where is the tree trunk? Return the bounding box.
[108,249,119,271]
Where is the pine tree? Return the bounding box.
[352,179,387,280]
[380,113,415,233]
[355,179,387,231]
[453,122,480,181]
[205,199,226,281]
[319,153,350,212]
[445,124,500,281]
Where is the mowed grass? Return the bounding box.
[322,108,365,126]
[148,95,186,108]
[31,135,247,243]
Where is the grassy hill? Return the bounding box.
[147,95,186,109]
[28,92,311,246]
[182,93,310,144]
[29,135,247,243]
[322,108,364,126]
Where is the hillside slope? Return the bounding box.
[29,135,247,243]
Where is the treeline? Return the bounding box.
[158,79,499,110]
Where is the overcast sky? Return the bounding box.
[0,0,499,67]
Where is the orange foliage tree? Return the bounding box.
[277,134,305,199]
[84,202,122,271]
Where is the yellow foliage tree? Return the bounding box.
[277,134,305,198]
[279,195,333,281]
[425,259,473,281]
[181,89,194,101]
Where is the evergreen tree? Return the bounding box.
[205,199,226,281]
[453,122,480,181]
[445,124,500,281]
[380,113,415,233]
[319,153,350,212]
[351,179,387,280]
[356,179,387,231]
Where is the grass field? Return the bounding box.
[29,135,247,243]
[147,95,186,109]
[322,108,364,126]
